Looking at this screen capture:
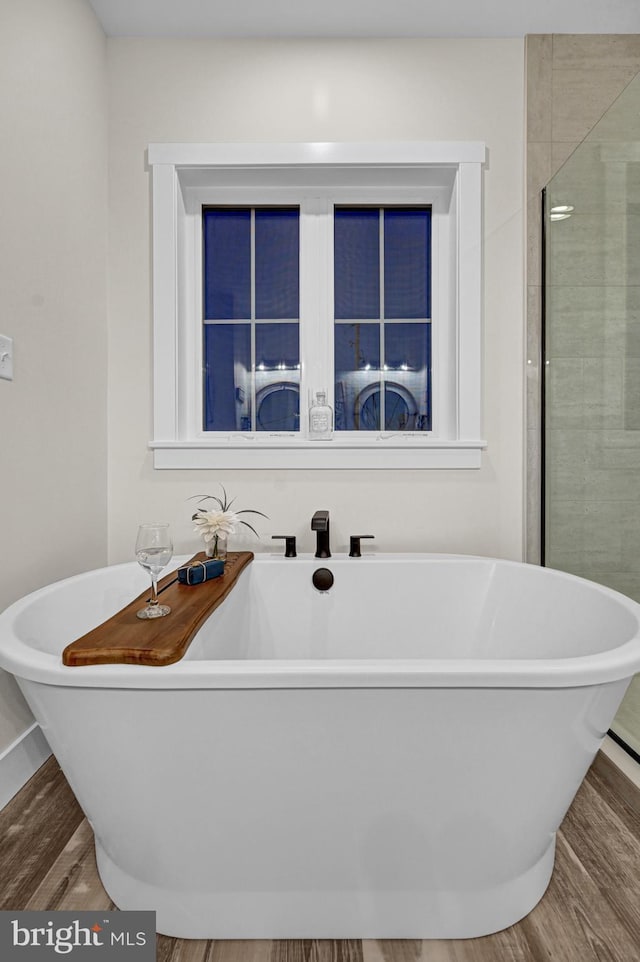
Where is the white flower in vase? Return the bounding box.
[190,486,267,559]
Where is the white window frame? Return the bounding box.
[148,141,486,469]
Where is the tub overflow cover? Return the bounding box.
[312,568,334,592]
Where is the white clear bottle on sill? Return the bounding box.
[309,391,334,439]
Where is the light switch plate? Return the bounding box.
[0,334,14,380]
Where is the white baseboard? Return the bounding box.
[601,734,640,791]
[0,723,52,811]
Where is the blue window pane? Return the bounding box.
[384,323,431,431]
[334,323,381,430]
[255,323,300,431]
[256,322,300,371]
[255,209,299,319]
[384,209,431,319]
[361,387,397,431]
[256,384,299,431]
[203,209,251,319]
[203,324,251,431]
[334,209,380,319]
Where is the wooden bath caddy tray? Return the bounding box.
[62,551,253,668]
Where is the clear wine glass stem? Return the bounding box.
[149,573,159,609]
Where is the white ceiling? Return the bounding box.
[87,0,640,40]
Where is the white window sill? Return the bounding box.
[150,438,486,469]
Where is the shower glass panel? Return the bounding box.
[544,72,640,758]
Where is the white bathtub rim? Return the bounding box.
[5,650,640,691]
[2,553,640,690]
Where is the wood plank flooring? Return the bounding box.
[1,751,639,961]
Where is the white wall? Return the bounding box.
[0,29,523,767]
[0,0,108,753]
[107,38,524,564]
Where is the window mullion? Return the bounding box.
[250,208,257,432]
[379,208,385,433]
[299,196,332,437]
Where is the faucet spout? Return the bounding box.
[311,510,331,558]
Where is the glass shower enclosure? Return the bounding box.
[544,72,640,759]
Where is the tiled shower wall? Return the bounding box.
[525,34,640,565]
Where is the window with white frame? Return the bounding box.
[333,205,432,433]
[202,205,301,433]
[149,142,486,469]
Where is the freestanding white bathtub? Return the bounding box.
[1,553,640,940]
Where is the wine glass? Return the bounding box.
[135,522,173,619]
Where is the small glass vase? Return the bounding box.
[205,532,228,560]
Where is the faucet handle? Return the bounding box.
[349,535,374,558]
[272,535,297,558]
